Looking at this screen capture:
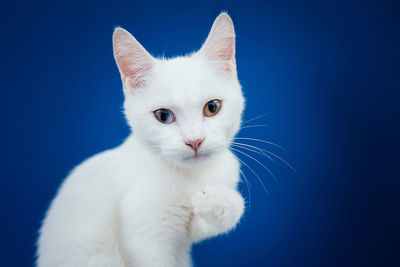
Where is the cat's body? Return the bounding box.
[38,137,241,267]
[37,13,245,267]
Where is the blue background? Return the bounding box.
[1,0,399,266]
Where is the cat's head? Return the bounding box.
[113,13,244,167]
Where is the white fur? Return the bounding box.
[37,13,245,267]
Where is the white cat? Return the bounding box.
[37,13,245,267]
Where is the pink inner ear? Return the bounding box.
[201,13,236,75]
[121,57,152,89]
[204,35,236,74]
[116,49,152,90]
[113,28,153,91]
[207,35,235,60]
[220,59,235,74]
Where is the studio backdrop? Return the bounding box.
[1,0,399,266]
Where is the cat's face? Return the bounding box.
[113,13,244,167]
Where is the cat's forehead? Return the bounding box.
[138,55,231,108]
[151,56,223,93]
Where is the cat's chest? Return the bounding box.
[123,170,209,217]
[121,153,233,212]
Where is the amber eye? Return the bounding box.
[153,109,175,124]
[203,99,222,117]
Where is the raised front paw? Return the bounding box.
[191,185,244,233]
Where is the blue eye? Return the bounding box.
[153,109,175,124]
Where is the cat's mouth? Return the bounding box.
[183,152,210,161]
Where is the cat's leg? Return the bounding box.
[119,220,193,267]
[190,184,244,243]
[37,246,126,267]
[119,195,193,267]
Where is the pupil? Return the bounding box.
[160,111,168,121]
[208,102,217,113]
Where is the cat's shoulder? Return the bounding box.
[70,147,121,175]
[59,145,126,192]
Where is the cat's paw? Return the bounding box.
[191,185,244,233]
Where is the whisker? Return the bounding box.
[242,113,270,125]
[231,143,273,161]
[240,124,268,130]
[232,142,277,157]
[233,137,286,152]
[231,142,274,160]
[231,147,280,186]
[239,169,251,207]
[231,152,269,194]
[232,142,300,182]
[262,150,303,183]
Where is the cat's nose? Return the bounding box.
[185,138,205,153]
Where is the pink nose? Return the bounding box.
[185,138,205,153]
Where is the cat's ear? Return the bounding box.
[200,13,236,75]
[113,27,154,93]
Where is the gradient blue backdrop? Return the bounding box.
[1,0,399,266]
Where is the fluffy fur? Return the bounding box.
[37,13,245,267]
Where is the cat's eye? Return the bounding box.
[153,109,175,124]
[203,99,222,117]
